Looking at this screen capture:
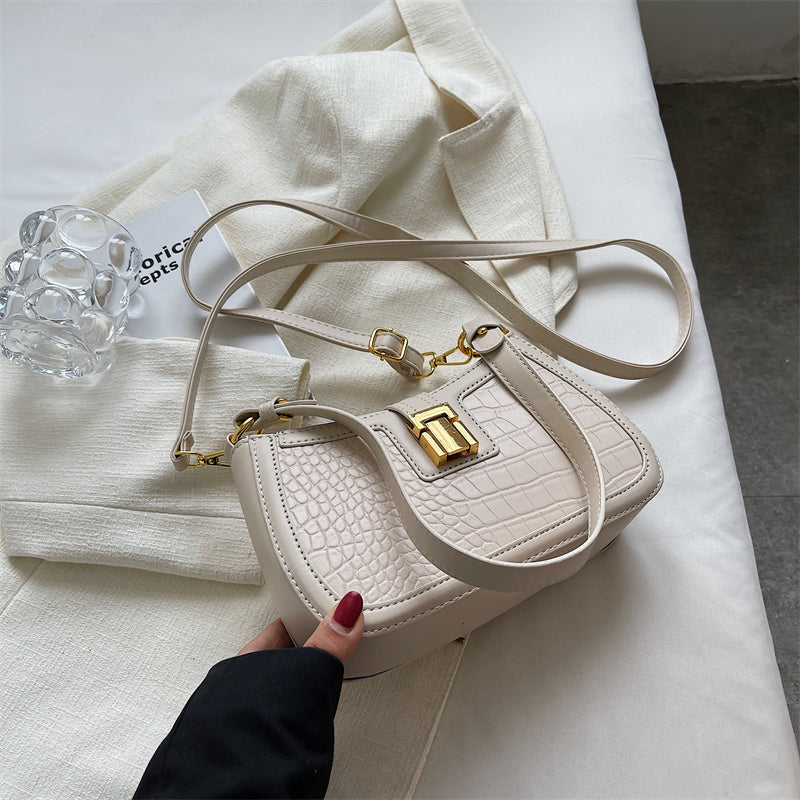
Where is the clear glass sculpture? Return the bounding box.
[0,206,142,378]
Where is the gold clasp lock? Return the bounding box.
[408,403,478,467]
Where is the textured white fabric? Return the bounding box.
[0,2,572,798]
[56,0,575,417]
[0,558,464,800]
[0,337,309,583]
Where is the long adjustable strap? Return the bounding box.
[180,199,447,379]
[178,199,694,380]
[233,324,607,593]
[172,213,693,468]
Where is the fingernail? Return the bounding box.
[332,591,363,631]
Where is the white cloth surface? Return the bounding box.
[0,2,573,798]
[1,2,798,800]
[0,337,309,584]
[416,2,800,796]
[0,556,464,800]
[61,0,575,417]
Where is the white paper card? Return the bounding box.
[123,190,289,357]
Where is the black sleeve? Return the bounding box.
[133,647,344,799]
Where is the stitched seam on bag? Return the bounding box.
[259,475,659,630]
[480,336,661,560]
[364,585,480,633]
[263,456,466,619]
[490,509,590,560]
[366,571,564,634]
[385,354,648,561]
[337,398,606,604]
[252,441,335,614]
[254,339,659,622]
[256,432,647,629]
[271,393,646,612]
[367,511,657,633]
[508,332,648,449]
[277,428,355,447]
[477,340,655,561]
[516,458,661,562]
[456,367,494,404]
[508,332,653,496]
[266,435,462,613]
[365,576,469,621]
[517,462,663,565]
[489,348,603,538]
[257,410,483,615]
[257,435,502,620]
[274,426,650,617]
[259,435,483,617]
[490,454,657,562]
[507,344,603,500]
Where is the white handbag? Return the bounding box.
[172,200,693,677]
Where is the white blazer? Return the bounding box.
[0,4,577,798]
[0,0,575,576]
[66,0,576,413]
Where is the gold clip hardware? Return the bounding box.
[175,399,291,469]
[408,403,479,467]
[414,331,479,379]
[228,415,264,446]
[174,449,230,468]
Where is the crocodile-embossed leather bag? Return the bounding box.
[172,200,693,677]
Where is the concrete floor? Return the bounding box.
[656,80,799,743]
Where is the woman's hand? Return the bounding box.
[134,592,364,798]
[238,591,364,664]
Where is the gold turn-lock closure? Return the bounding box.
[408,404,478,467]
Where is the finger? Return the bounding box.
[237,618,294,655]
[304,591,364,664]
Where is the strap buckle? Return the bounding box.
[368,327,409,363]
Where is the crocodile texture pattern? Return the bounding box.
[276,357,645,606]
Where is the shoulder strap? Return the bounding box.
[172,200,694,468]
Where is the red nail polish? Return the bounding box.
[333,591,363,630]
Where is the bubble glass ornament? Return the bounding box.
[0,206,142,378]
